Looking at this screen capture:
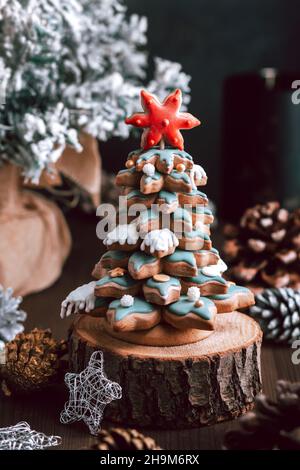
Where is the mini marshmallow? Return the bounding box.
[143,163,156,177]
[120,295,134,307]
[187,286,201,302]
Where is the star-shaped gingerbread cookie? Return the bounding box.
[125,89,200,150]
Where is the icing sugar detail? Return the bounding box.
[146,276,180,298]
[201,259,228,277]
[188,163,206,192]
[194,220,208,230]
[129,252,157,271]
[104,223,139,246]
[187,286,201,302]
[120,295,134,307]
[157,190,177,204]
[143,163,156,176]
[194,164,206,181]
[102,250,128,260]
[189,165,197,191]
[60,281,96,318]
[141,229,179,253]
[109,297,154,321]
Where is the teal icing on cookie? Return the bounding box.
[144,170,163,185]
[172,207,192,224]
[109,297,155,321]
[207,285,251,300]
[118,167,136,175]
[157,190,177,204]
[128,150,140,160]
[185,268,227,286]
[167,295,214,320]
[126,189,149,200]
[129,252,157,271]
[146,276,180,297]
[182,189,208,199]
[94,297,111,308]
[136,148,193,167]
[102,250,128,261]
[165,249,196,267]
[192,205,212,215]
[168,169,191,184]
[183,229,210,241]
[197,248,219,256]
[96,273,137,288]
[138,208,159,224]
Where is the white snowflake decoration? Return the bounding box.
[60,351,122,435]
[0,422,61,450]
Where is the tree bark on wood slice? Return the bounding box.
[69,312,263,429]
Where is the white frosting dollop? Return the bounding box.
[187,286,201,302]
[202,259,228,277]
[104,223,139,246]
[141,229,179,253]
[120,295,134,307]
[143,163,156,177]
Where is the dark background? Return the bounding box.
[101,0,300,211]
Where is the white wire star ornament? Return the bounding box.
[0,422,61,450]
[60,351,122,435]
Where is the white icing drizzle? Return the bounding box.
[189,164,197,191]
[141,229,179,253]
[120,295,134,307]
[104,223,139,246]
[60,281,96,318]
[202,259,228,277]
[189,163,207,190]
[143,163,155,177]
[187,286,201,302]
[194,164,206,184]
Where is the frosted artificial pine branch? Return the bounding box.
[0,0,191,182]
[0,285,26,351]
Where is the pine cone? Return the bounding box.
[90,427,161,451]
[224,380,300,450]
[0,328,67,395]
[249,288,300,344]
[223,202,300,289]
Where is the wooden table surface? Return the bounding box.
[1,209,299,450]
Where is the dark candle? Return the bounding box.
[221,69,300,221]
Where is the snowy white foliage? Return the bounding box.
[0,285,26,347]
[0,0,191,181]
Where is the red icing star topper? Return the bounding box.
[125,89,200,150]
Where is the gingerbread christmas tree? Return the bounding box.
[62,90,262,429]
[62,89,254,338]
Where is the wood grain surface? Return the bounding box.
[69,312,262,428]
[0,210,299,450]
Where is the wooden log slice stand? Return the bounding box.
[69,312,262,429]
